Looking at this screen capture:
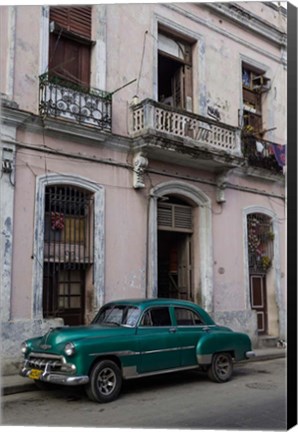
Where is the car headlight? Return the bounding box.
[64,342,75,357]
[21,342,28,355]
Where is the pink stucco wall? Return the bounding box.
[3,3,286,340]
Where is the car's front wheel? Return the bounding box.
[86,359,122,403]
[207,352,233,383]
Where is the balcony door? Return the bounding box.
[158,29,193,111]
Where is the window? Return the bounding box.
[158,29,193,111]
[242,66,262,135]
[247,213,274,273]
[140,307,172,326]
[93,305,141,327]
[242,64,270,136]
[49,6,92,89]
[175,307,203,326]
[43,185,94,325]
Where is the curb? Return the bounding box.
[2,382,37,396]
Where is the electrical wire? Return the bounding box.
[136,30,148,96]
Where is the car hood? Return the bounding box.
[36,324,134,349]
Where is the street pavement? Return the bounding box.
[1,347,286,396]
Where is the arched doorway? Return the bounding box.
[147,181,213,312]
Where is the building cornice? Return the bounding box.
[204,2,287,48]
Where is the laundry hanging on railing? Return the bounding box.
[270,143,286,167]
[255,140,286,167]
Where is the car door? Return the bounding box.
[174,306,207,367]
[136,306,180,373]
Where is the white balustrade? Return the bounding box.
[131,100,241,155]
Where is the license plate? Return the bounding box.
[28,369,42,380]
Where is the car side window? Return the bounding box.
[140,307,171,327]
[175,307,204,326]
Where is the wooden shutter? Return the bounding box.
[49,6,92,87]
[50,6,92,40]
[172,68,183,109]
[158,203,192,232]
[171,57,192,111]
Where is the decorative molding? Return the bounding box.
[215,170,232,204]
[133,152,148,189]
[201,3,287,48]
[163,3,285,64]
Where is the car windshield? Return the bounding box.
[92,305,141,327]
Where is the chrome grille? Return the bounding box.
[28,353,65,372]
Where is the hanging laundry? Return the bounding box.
[256,141,264,153]
[271,144,286,167]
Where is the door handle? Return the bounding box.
[169,327,177,333]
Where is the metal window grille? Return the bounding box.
[247,213,274,273]
[43,185,94,320]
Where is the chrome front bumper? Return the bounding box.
[20,366,89,386]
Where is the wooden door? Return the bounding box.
[43,264,85,326]
[177,235,192,300]
[250,274,267,334]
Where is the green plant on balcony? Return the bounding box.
[39,73,112,101]
[242,124,255,136]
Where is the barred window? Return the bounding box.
[43,185,94,325]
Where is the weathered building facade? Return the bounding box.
[1,2,287,373]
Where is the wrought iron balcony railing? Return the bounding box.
[242,135,284,174]
[129,98,242,156]
[39,74,112,132]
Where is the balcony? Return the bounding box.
[129,99,242,170]
[242,134,285,175]
[39,74,112,132]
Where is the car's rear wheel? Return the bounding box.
[85,359,122,403]
[207,352,233,383]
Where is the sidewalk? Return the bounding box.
[1,348,286,396]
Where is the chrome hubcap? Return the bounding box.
[215,355,231,378]
[97,367,116,395]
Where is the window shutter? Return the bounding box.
[158,203,192,232]
[50,6,92,40]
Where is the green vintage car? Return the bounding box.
[20,298,255,402]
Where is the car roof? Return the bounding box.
[104,298,215,324]
[106,298,197,307]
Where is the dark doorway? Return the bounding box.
[158,231,192,300]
